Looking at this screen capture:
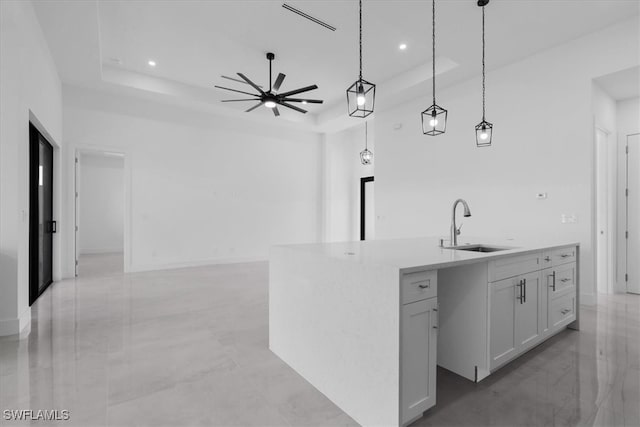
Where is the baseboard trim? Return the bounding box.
[0,307,31,337]
[129,256,267,273]
[79,248,124,255]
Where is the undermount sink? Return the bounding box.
[444,244,516,253]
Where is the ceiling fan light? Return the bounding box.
[264,100,277,108]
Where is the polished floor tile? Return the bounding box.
[77,253,124,278]
[0,258,638,426]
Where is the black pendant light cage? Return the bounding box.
[347,0,376,118]
[360,122,373,165]
[475,0,493,147]
[475,120,493,147]
[422,0,448,136]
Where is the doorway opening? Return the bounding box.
[29,123,55,305]
[360,176,374,241]
[75,150,125,278]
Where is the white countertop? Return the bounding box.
[275,237,580,271]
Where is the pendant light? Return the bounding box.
[421,0,447,136]
[360,122,373,165]
[475,0,493,147]
[346,0,375,118]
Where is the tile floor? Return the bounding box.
[0,258,638,426]
[77,253,124,278]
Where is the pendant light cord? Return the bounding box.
[482,5,486,121]
[365,121,368,149]
[432,0,436,106]
[359,0,363,80]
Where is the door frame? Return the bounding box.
[74,147,128,276]
[594,125,614,295]
[29,123,55,305]
[360,176,374,241]
[624,133,640,294]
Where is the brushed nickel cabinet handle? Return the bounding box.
[560,253,571,258]
[560,278,570,283]
[418,282,430,289]
[544,256,551,262]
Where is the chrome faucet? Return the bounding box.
[450,199,472,246]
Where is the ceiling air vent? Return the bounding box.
[282,3,336,32]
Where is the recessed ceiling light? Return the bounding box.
[148,60,156,67]
[399,43,407,50]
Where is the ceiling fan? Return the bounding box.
[214,52,323,116]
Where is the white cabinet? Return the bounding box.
[401,297,438,426]
[489,270,541,370]
[489,277,517,368]
[543,257,577,335]
[515,271,541,350]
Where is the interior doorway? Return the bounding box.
[360,176,375,241]
[75,150,125,278]
[625,133,639,294]
[29,123,55,305]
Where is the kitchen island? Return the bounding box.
[269,237,579,427]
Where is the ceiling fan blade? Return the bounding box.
[273,73,286,91]
[214,85,259,97]
[237,73,266,95]
[273,106,280,117]
[245,102,263,112]
[282,98,324,104]
[279,102,307,114]
[278,84,318,98]
[221,99,259,102]
[221,75,263,88]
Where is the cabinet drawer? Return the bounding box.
[549,262,576,297]
[552,246,577,266]
[489,252,542,282]
[402,270,437,305]
[550,291,576,329]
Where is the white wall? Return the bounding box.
[373,18,639,305]
[0,1,63,335]
[78,153,124,254]
[62,87,322,274]
[617,97,640,135]
[323,123,375,242]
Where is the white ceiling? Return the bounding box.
[594,66,640,101]
[32,0,640,131]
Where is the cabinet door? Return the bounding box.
[401,298,438,425]
[541,268,552,336]
[490,277,517,370]
[515,271,541,350]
